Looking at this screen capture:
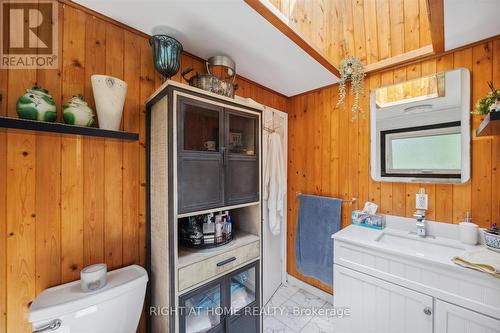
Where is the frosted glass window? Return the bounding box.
[375,72,445,108]
[390,134,461,170]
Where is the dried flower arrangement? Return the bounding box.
[473,81,500,115]
[336,57,366,120]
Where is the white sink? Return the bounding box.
[376,231,466,259]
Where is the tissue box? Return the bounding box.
[351,210,385,230]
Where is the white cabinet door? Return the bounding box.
[435,300,500,333]
[333,264,433,333]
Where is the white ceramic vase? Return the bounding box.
[91,75,128,131]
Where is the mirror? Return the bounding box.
[370,68,470,184]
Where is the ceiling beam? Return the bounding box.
[426,0,445,53]
[244,0,341,77]
[364,45,435,73]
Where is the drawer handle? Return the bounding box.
[423,307,432,316]
[217,257,236,267]
[33,319,62,332]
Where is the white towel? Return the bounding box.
[263,132,285,236]
[452,247,500,278]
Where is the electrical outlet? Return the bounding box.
[416,193,428,210]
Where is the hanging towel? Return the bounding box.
[263,131,285,236]
[452,248,500,279]
[295,194,342,287]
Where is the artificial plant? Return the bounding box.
[336,57,366,120]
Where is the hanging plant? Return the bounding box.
[473,81,500,115]
[336,57,366,120]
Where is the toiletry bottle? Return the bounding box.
[215,212,224,240]
[226,211,232,236]
[459,211,478,245]
[203,213,215,234]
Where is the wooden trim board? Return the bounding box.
[365,45,435,73]
[426,0,445,53]
[244,0,340,77]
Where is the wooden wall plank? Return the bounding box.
[61,5,86,284]
[0,30,8,333]
[34,2,64,295]
[103,22,125,270]
[492,39,500,230]
[83,15,106,267]
[471,43,492,228]
[357,76,370,207]
[6,132,36,333]
[352,0,367,62]
[0,132,5,333]
[403,0,421,52]
[419,0,432,47]
[364,0,379,64]
[123,31,142,265]
[376,0,391,60]
[367,75,381,206]
[390,0,405,57]
[320,89,331,196]
[35,133,62,293]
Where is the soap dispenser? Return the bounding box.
[459,212,478,245]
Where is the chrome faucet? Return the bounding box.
[414,211,426,237]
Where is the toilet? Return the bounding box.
[29,265,148,333]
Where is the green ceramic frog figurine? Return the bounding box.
[16,86,57,122]
[62,95,95,127]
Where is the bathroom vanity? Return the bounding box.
[147,81,263,333]
[332,216,500,333]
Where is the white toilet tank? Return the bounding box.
[29,265,148,333]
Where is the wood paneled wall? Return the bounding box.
[287,38,500,293]
[0,2,287,332]
[268,0,432,66]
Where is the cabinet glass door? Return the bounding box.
[227,113,256,156]
[183,101,221,152]
[178,97,224,213]
[230,266,256,313]
[182,284,222,333]
[224,110,259,206]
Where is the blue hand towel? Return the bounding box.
[294,194,342,287]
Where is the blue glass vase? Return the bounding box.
[149,35,183,79]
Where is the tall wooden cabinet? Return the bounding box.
[147,81,263,333]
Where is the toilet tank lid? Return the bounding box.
[29,265,148,323]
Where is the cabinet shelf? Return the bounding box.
[476,112,500,137]
[0,116,139,141]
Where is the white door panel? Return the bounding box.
[435,299,500,333]
[333,264,433,333]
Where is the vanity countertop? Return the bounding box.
[332,215,489,273]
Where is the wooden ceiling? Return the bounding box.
[267,0,434,72]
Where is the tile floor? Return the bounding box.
[263,284,334,333]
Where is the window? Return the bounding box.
[381,122,461,178]
[375,72,445,108]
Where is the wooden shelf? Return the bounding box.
[476,112,500,137]
[0,116,139,140]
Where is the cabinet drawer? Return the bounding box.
[178,241,260,291]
